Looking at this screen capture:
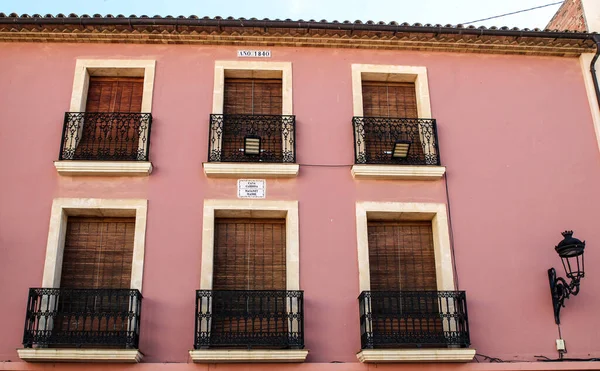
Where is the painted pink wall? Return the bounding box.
[1,42,600,367]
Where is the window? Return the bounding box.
[61,216,135,290]
[18,198,147,363]
[190,200,307,362]
[355,202,474,362]
[366,221,446,348]
[71,77,145,161]
[367,221,437,291]
[55,60,156,176]
[351,64,445,180]
[55,217,136,346]
[204,61,298,178]
[209,218,289,347]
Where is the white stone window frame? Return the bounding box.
[54,59,156,176]
[199,199,299,290]
[191,199,308,363]
[17,198,148,363]
[41,198,148,290]
[203,61,299,178]
[350,64,445,180]
[355,201,474,363]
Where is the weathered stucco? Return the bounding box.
[1,42,600,370]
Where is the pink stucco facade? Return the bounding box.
[1,37,600,370]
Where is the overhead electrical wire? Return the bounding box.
[462,1,563,25]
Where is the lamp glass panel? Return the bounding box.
[562,255,584,280]
[244,137,261,155]
[392,142,410,158]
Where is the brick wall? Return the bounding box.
[547,0,587,31]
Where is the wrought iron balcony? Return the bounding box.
[353,117,440,165]
[22,288,142,349]
[208,114,296,163]
[194,290,304,349]
[59,112,152,161]
[358,291,470,349]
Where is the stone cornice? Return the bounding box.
[0,18,595,56]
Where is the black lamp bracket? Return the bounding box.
[548,267,581,325]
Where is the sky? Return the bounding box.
[2,0,564,30]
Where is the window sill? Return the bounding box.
[203,163,299,178]
[357,348,476,363]
[189,349,308,363]
[351,165,445,180]
[17,348,143,363]
[54,161,153,176]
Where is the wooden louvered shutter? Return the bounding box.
[361,81,425,162]
[86,77,144,113]
[211,218,287,340]
[60,217,135,289]
[368,221,437,291]
[75,77,144,160]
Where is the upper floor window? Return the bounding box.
[208,62,295,164]
[55,60,156,176]
[351,64,441,169]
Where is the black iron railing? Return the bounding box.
[208,114,296,163]
[59,112,152,161]
[353,117,440,165]
[358,291,470,349]
[194,290,304,349]
[22,288,142,348]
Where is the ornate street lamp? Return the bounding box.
[548,230,586,325]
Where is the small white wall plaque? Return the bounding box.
[237,50,272,58]
[237,179,266,198]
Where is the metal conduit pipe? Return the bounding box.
[591,35,600,114]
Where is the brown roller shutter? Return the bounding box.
[86,77,144,113]
[368,221,442,345]
[211,218,287,343]
[57,217,135,339]
[212,218,286,290]
[362,82,418,118]
[362,81,425,162]
[60,217,135,289]
[224,78,282,115]
[221,79,284,161]
[75,77,144,159]
[368,221,437,291]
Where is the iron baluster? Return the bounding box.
[22,288,142,349]
[208,114,296,163]
[358,290,470,349]
[59,112,152,161]
[352,117,440,165]
[194,290,304,350]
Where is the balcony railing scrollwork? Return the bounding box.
[22,288,142,349]
[359,290,470,349]
[208,114,296,163]
[59,112,152,161]
[353,117,440,165]
[194,290,304,349]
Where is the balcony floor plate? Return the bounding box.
[203,163,299,178]
[351,165,445,180]
[17,348,143,363]
[357,348,476,363]
[189,349,308,363]
[54,161,153,176]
